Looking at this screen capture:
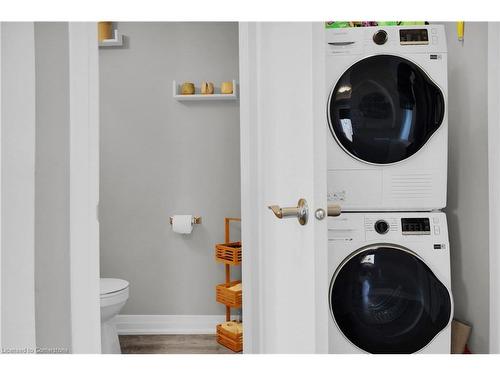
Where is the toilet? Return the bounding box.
[100,278,129,354]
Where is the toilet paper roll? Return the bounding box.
[172,215,193,234]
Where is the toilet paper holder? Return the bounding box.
[169,216,202,225]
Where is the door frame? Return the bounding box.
[239,22,328,353]
[488,22,500,354]
[239,22,263,353]
[68,22,101,353]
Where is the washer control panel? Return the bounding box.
[401,217,431,235]
[328,213,446,242]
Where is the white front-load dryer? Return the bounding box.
[326,25,448,211]
[328,212,453,354]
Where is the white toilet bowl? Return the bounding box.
[100,278,129,354]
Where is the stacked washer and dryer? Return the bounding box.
[326,25,453,354]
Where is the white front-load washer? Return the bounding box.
[328,212,453,354]
[326,25,448,211]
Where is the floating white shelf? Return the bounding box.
[173,80,238,101]
[99,30,124,48]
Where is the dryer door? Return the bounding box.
[330,245,452,354]
[328,54,445,164]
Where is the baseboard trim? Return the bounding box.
[114,315,238,335]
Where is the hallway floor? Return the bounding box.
[119,334,237,354]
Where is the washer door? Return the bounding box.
[330,246,452,354]
[328,55,445,164]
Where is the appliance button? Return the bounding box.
[373,30,388,45]
[432,36,438,45]
[432,28,437,34]
[433,217,439,224]
[434,225,440,235]
[374,220,390,234]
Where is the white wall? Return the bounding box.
[99,22,240,315]
[442,22,490,353]
[34,22,72,352]
[0,22,37,350]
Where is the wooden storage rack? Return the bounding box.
[215,217,242,352]
[216,322,243,353]
[216,280,242,307]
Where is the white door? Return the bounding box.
[240,22,331,353]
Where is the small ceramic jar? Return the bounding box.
[201,81,214,95]
[181,82,195,95]
[221,81,233,94]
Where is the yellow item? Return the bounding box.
[221,321,243,334]
[181,82,195,95]
[201,81,214,95]
[221,81,233,94]
[98,22,113,42]
[228,282,242,292]
[457,21,464,42]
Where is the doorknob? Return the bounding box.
[268,198,309,225]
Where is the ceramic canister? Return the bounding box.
[98,22,113,42]
[221,81,233,94]
[181,82,195,95]
[201,81,215,94]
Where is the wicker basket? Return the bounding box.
[216,280,242,307]
[215,241,242,265]
[217,321,243,352]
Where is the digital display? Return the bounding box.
[401,218,431,234]
[400,29,429,45]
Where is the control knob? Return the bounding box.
[373,30,388,45]
[374,220,389,234]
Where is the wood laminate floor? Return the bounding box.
[119,334,238,354]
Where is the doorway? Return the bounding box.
[97,22,242,354]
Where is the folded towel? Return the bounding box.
[228,283,242,292]
[221,321,243,334]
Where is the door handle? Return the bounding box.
[268,198,309,225]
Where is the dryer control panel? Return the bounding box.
[399,29,429,45]
[325,25,447,56]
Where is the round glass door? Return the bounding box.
[330,246,452,354]
[328,55,445,164]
